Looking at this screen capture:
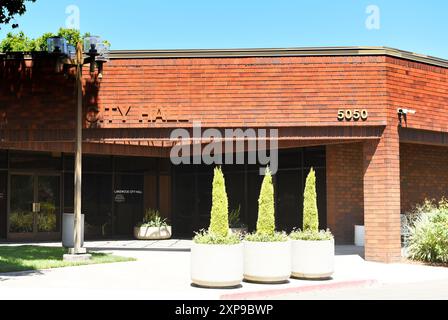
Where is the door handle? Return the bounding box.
[32,203,41,213]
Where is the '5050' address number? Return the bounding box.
[338,109,368,122]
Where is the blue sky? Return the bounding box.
[1,0,447,58]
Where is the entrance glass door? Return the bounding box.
[9,175,34,234]
[9,174,60,240]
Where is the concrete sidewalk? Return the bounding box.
[0,241,447,300]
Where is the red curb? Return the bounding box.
[220,279,378,300]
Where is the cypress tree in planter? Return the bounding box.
[243,168,291,283]
[290,168,335,279]
[191,167,243,288]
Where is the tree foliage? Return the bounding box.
[1,28,108,52]
[0,31,34,52]
[209,167,229,237]
[303,168,319,232]
[0,0,36,29]
[256,168,276,236]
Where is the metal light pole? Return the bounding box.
[48,36,108,259]
[70,42,86,255]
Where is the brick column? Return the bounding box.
[363,127,402,263]
[327,143,364,244]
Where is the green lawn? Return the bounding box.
[0,246,136,273]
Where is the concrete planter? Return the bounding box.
[191,243,243,288]
[355,225,365,247]
[134,226,172,240]
[291,239,335,279]
[243,240,291,283]
[62,213,85,248]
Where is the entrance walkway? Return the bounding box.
[2,240,447,300]
[0,239,365,256]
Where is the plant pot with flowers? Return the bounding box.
[191,167,243,288]
[290,168,335,280]
[134,209,172,240]
[243,168,291,284]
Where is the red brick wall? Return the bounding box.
[96,55,388,128]
[2,55,448,133]
[363,125,402,263]
[0,58,77,130]
[327,143,364,244]
[401,143,448,212]
[386,57,448,132]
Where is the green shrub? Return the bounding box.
[290,229,333,241]
[194,230,241,245]
[194,167,240,245]
[256,168,275,236]
[209,167,229,237]
[229,205,246,229]
[303,168,319,232]
[245,168,287,243]
[407,199,448,264]
[137,209,169,228]
[290,168,334,241]
[245,232,288,242]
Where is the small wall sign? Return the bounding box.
[114,194,126,203]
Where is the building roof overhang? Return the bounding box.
[109,46,448,69]
[1,46,448,69]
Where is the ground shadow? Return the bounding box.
[243,279,290,285]
[0,269,45,281]
[88,247,191,253]
[191,283,243,290]
[335,246,365,259]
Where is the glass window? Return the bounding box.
[0,150,8,169]
[115,157,157,173]
[10,152,62,171]
[64,173,114,238]
[114,174,144,235]
[304,147,326,168]
[64,155,112,173]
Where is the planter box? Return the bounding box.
[243,240,291,283]
[191,243,243,288]
[62,213,85,248]
[291,239,335,279]
[134,226,172,240]
[355,225,365,247]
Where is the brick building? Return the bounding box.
[1,46,447,263]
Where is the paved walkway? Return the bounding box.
[1,239,365,256]
[0,240,447,300]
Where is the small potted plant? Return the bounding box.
[134,209,172,240]
[229,205,248,235]
[243,168,291,283]
[290,168,335,280]
[191,167,243,288]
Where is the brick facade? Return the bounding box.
[400,143,448,212]
[326,143,364,244]
[363,126,402,263]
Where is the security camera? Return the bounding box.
[398,108,416,115]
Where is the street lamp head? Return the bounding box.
[96,43,110,62]
[47,37,67,54]
[67,45,77,60]
[84,36,101,55]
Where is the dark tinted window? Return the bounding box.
[10,152,62,171]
